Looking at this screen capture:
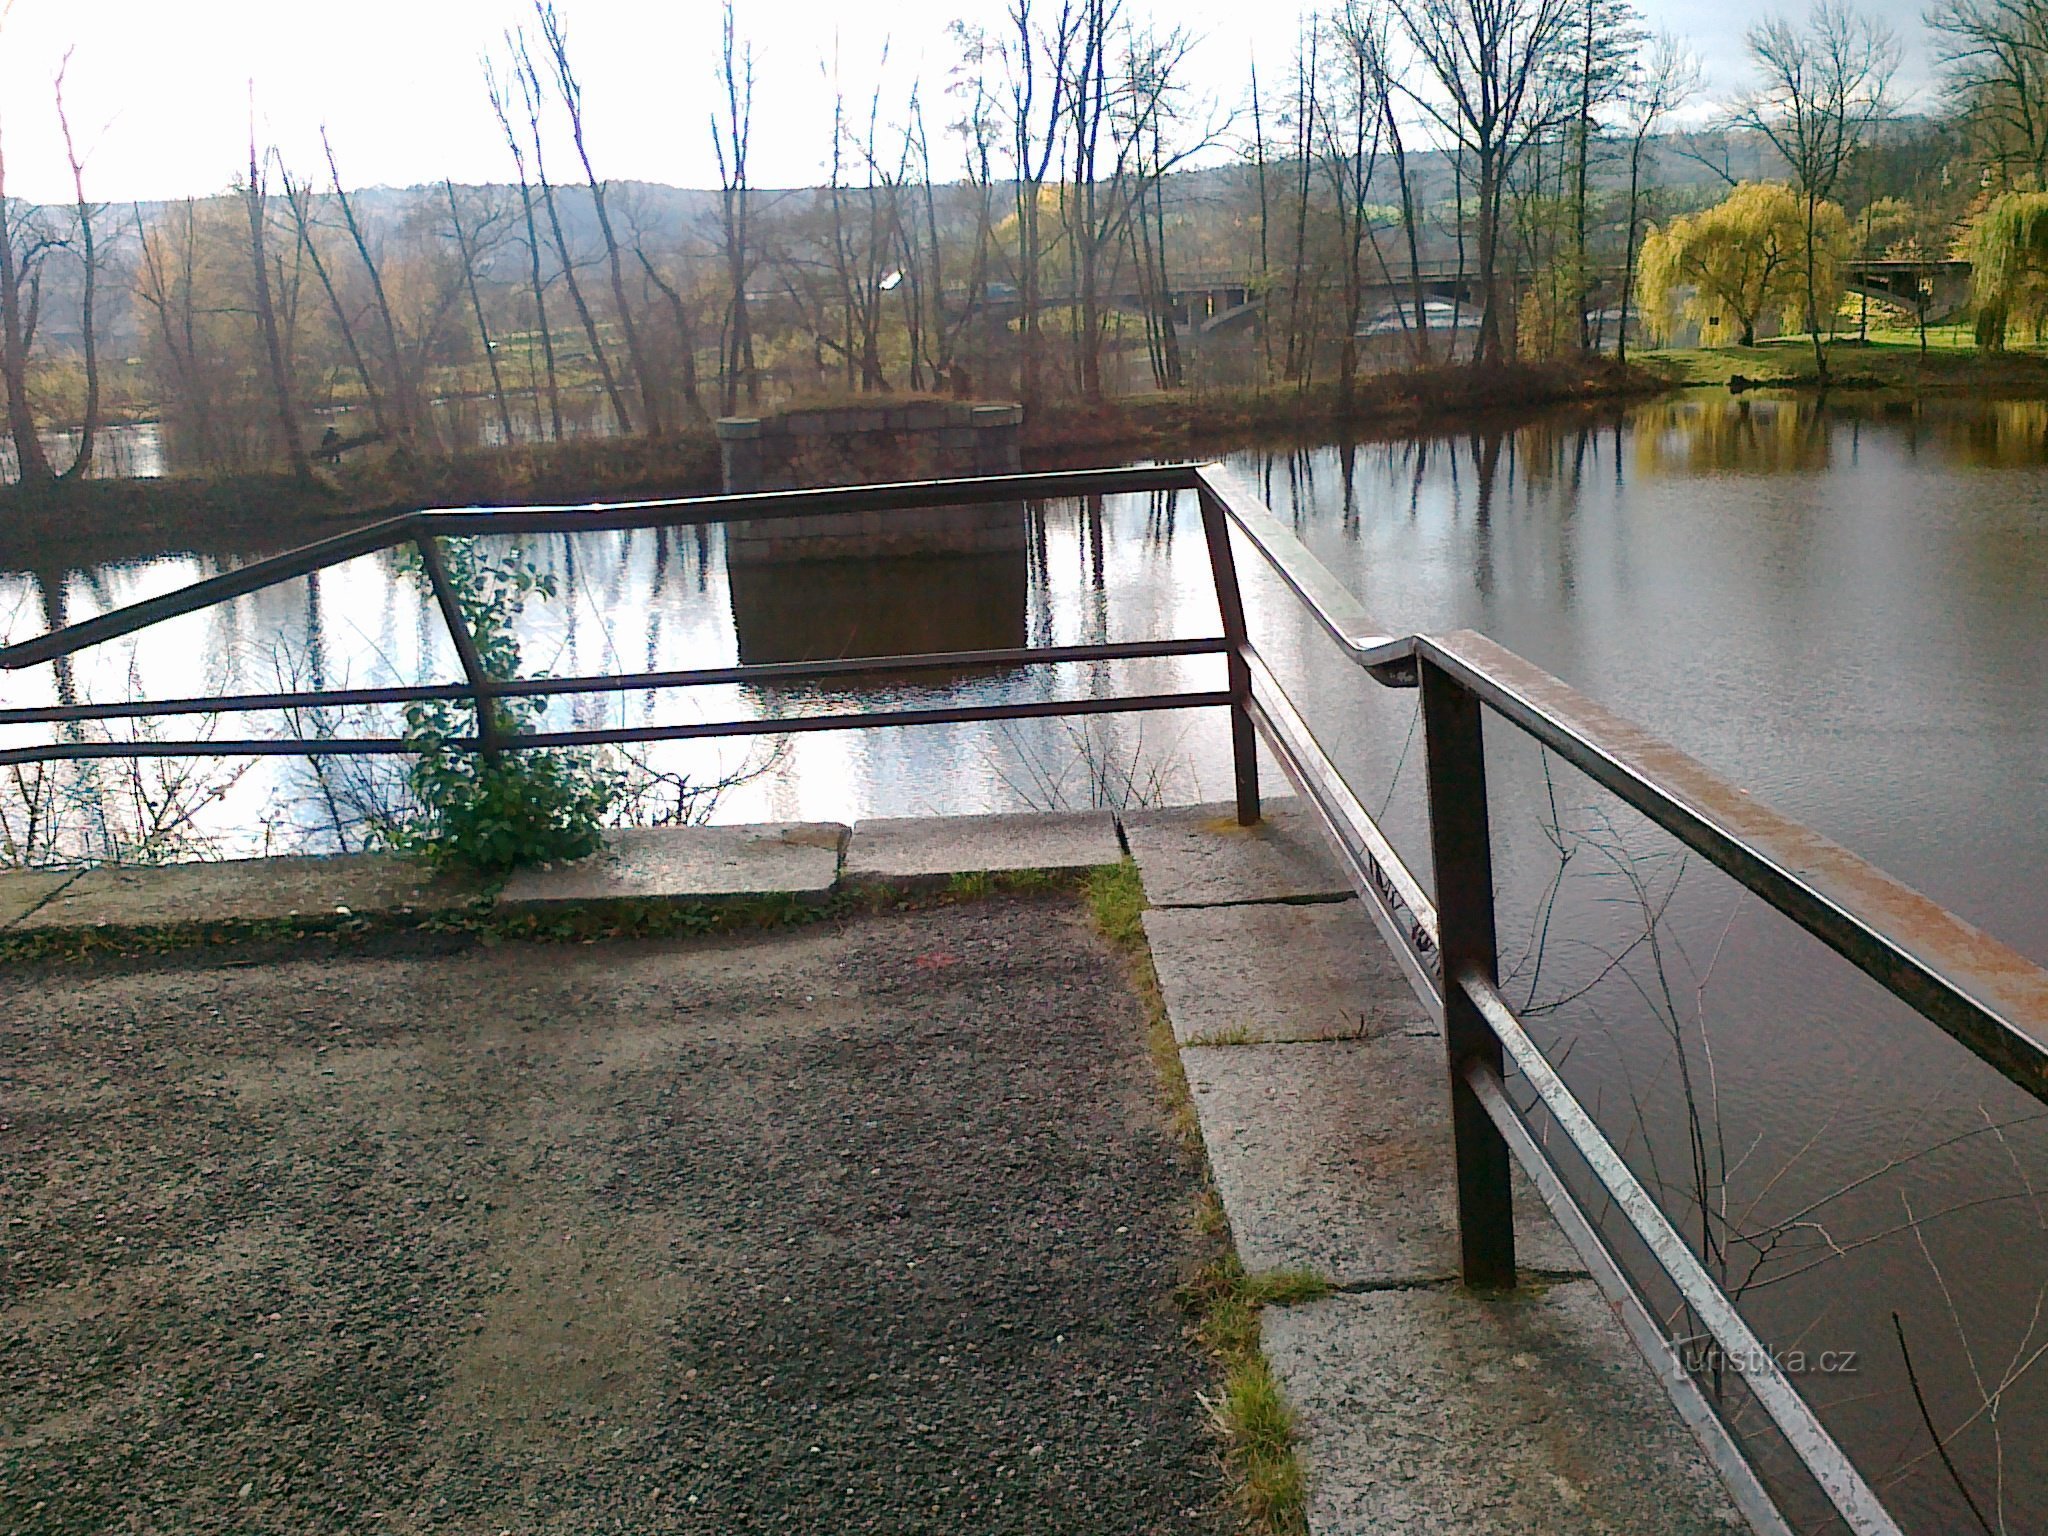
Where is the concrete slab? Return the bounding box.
[1123,798,1351,907]
[1182,1036,1577,1284]
[843,810,1120,885]
[497,822,847,907]
[0,869,75,928]
[1264,1283,1742,1534]
[13,855,483,933]
[1144,900,1429,1045]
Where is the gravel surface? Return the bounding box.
[0,896,1225,1534]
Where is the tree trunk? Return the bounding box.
[445,181,517,447]
[326,135,423,449]
[287,179,389,440]
[0,151,53,485]
[242,161,313,482]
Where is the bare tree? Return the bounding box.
[1567,0,1644,349]
[323,130,423,448]
[1731,0,1898,385]
[628,237,709,425]
[241,123,312,482]
[1326,2,1391,406]
[513,29,631,436]
[0,90,53,484]
[1281,20,1321,386]
[1364,34,1433,365]
[711,0,757,414]
[443,180,517,445]
[281,167,389,440]
[485,52,562,440]
[1000,0,1081,408]
[133,200,214,463]
[538,1,663,438]
[1391,0,1576,367]
[1617,34,1700,362]
[1929,0,2048,190]
[53,50,101,483]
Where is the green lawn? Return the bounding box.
[1638,331,2048,391]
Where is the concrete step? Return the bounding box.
[1182,1036,1578,1285]
[1143,899,1427,1045]
[498,823,846,907]
[1265,1283,1742,1534]
[5,855,482,933]
[1124,798,1352,907]
[843,810,1121,887]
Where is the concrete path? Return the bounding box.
[0,892,1223,1535]
[1125,799,1745,1535]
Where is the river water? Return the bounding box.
[3,391,2046,1529]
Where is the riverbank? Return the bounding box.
[1020,357,1661,462]
[1640,332,2048,392]
[0,359,1657,572]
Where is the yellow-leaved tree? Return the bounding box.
[1637,182,1848,347]
[1966,192,2048,348]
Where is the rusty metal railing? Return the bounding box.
[6,463,2048,1534]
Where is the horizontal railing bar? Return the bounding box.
[0,638,1229,727]
[0,681,474,726]
[0,736,436,764]
[0,514,421,671]
[421,465,1200,536]
[1463,1061,1798,1536]
[491,637,1230,700]
[1458,971,1901,1536]
[510,690,1232,750]
[1193,464,1418,684]
[0,466,1204,671]
[1422,631,2048,1106]
[0,691,1231,765]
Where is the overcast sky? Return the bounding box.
[0,0,1940,205]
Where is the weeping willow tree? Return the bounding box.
[1638,182,1845,347]
[1968,192,2048,348]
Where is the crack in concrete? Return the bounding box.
[1268,1266,1597,1304]
[1145,890,1357,912]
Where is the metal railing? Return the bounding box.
[5,463,2048,1534]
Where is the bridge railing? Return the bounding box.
[6,464,2047,1535]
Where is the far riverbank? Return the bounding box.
[0,359,1660,572]
[9,345,2048,573]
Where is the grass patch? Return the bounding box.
[1086,859,1150,954]
[1186,1024,1261,1048]
[1638,335,2048,392]
[1182,1249,1333,1535]
[1086,857,1320,1535]
[1087,861,1197,1151]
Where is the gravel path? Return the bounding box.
[0,896,1225,1534]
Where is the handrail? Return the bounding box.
[0,465,1195,672]
[4,458,2043,1532]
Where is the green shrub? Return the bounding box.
[396,540,621,873]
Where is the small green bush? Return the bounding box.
[396,540,621,873]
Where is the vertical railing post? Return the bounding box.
[414,534,503,759]
[1419,652,1516,1288]
[1196,482,1261,826]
